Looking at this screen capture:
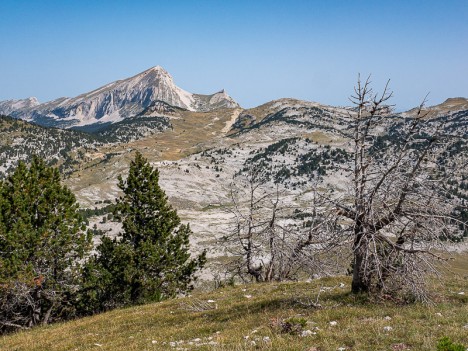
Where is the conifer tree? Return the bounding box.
[0,156,91,332]
[81,152,205,312]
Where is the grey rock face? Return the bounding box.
[0,97,39,116]
[1,66,239,128]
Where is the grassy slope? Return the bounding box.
[64,108,241,205]
[1,255,467,351]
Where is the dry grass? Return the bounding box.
[63,108,239,198]
[1,254,467,351]
[112,108,238,161]
[302,131,347,145]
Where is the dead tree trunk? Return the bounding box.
[332,75,466,300]
[351,230,369,293]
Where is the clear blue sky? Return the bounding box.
[0,0,467,110]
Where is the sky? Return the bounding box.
[0,0,467,111]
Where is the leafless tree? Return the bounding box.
[0,273,79,333]
[332,76,467,300]
[222,168,339,283]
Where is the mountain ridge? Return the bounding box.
[0,66,239,128]
[1,91,466,282]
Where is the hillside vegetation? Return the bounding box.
[1,254,467,351]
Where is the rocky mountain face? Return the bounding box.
[403,97,468,118]
[0,97,39,116]
[0,66,239,128]
[1,72,467,277]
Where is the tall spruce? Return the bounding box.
[81,152,205,312]
[0,156,91,332]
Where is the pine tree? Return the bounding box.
[81,152,205,312]
[0,156,91,332]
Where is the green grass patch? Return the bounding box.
[1,254,467,350]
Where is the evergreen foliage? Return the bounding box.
[0,114,171,179]
[80,152,205,313]
[0,156,91,332]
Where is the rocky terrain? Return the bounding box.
[0,66,238,129]
[1,68,467,278]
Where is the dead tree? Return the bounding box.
[0,274,74,333]
[333,76,467,300]
[223,168,338,283]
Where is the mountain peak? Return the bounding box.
[0,67,240,128]
[27,97,40,104]
[149,65,166,72]
[144,65,169,75]
[137,66,173,82]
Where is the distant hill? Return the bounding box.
[0,115,102,176]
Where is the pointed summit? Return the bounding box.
[149,65,167,72]
[136,65,173,82]
[142,65,171,77]
[1,66,240,128]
